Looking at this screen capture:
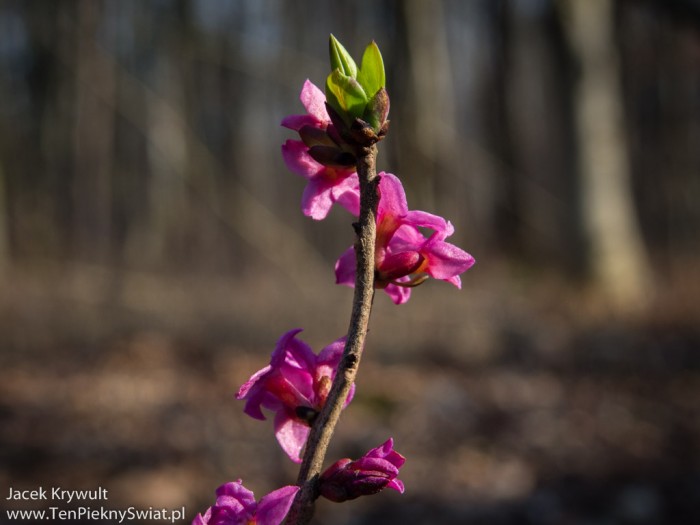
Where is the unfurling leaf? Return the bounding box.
[357,41,385,98]
[329,34,358,78]
[325,69,368,120]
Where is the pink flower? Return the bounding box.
[236,329,355,463]
[192,480,298,525]
[281,80,360,220]
[319,438,406,502]
[335,172,475,304]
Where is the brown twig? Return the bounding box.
[284,143,380,525]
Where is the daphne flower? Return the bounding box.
[319,438,406,502]
[236,329,355,463]
[335,172,475,304]
[192,480,298,525]
[281,80,360,219]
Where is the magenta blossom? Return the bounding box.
[335,172,475,304]
[319,438,406,502]
[192,480,298,525]
[236,329,355,463]
[281,79,360,220]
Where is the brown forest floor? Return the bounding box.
[1,263,699,525]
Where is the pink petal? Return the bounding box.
[274,411,310,463]
[301,177,335,220]
[377,173,409,220]
[445,274,462,288]
[383,283,411,305]
[300,79,329,122]
[316,336,356,407]
[334,246,357,286]
[372,438,395,457]
[367,438,406,468]
[280,114,322,131]
[274,329,316,371]
[377,251,422,281]
[254,486,300,525]
[268,330,316,404]
[387,479,405,493]
[316,337,346,374]
[263,371,313,409]
[192,508,211,525]
[387,225,425,255]
[330,173,360,217]
[299,171,358,220]
[351,457,400,476]
[344,383,356,407]
[404,210,452,237]
[236,364,271,400]
[281,140,322,180]
[422,236,475,283]
[215,480,257,515]
[280,81,328,131]
[237,365,274,420]
[241,390,278,421]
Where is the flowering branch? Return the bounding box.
[193,34,474,525]
[284,142,380,525]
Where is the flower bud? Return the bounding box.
[376,251,424,284]
[319,439,405,503]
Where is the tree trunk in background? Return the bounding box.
[3,0,696,292]
[485,1,522,257]
[561,0,653,311]
[73,0,115,262]
[139,2,192,269]
[505,3,583,275]
[0,162,9,273]
[400,0,459,210]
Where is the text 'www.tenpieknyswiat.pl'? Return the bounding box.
[5,486,187,523]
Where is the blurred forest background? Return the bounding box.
[1,1,699,524]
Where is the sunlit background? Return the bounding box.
[1,1,699,524]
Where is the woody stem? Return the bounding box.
[284,143,380,525]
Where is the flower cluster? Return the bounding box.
[194,35,474,525]
[193,481,298,525]
[283,78,473,303]
[236,329,354,463]
[335,172,475,304]
[281,80,360,220]
[193,439,405,525]
[195,329,403,525]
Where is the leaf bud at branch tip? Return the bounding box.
[325,35,389,143]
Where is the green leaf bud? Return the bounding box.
[329,34,358,78]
